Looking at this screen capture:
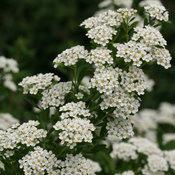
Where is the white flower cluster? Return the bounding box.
[133,109,158,136]
[85,47,113,67]
[140,0,169,22]
[145,155,168,174]
[81,9,136,46]
[111,137,175,174]
[40,81,72,109]
[151,47,172,69]
[129,137,162,156]
[58,154,101,175]
[59,101,91,119]
[3,74,17,91]
[19,73,60,94]
[100,87,140,117]
[107,117,134,141]
[164,150,175,171]
[53,118,95,149]
[91,67,121,95]
[99,0,133,9]
[0,113,19,130]
[0,56,19,91]
[132,26,167,47]
[121,66,154,95]
[110,142,138,161]
[163,133,175,144]
[0,56,19,73]
[53,102,95,148]
[17,120,47,146]
[19,146,60,175]
[116,26,172,68]
[134,102,175,144]
[116,41,152,67]
[53,45,88,67]
[87,24,117,46]
[0,121,47,152]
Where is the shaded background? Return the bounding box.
[0,0,174,118]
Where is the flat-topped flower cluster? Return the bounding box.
[0,56,19,91]
[111,137,175,175]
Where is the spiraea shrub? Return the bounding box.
[0,0,174,174]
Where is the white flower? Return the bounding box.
[40,81,72,109]
[75,92,84,99]
[19,73,60,94]
[91,67,121,95]
[121,66,154,95]
[19,146,60,175]
[86,47,113,67]
[107,117,134,141]
[0,56,19,73]
[0,113,19,130]
[59,101,91,119]
[86,25,117,46]
[53,45,88,67]
[59,154,101,175]
[132,26,167,47]
[147,155,168,173]
[110,142,138,161]
[53,118,95,148]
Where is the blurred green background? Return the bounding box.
[0,0,174,118]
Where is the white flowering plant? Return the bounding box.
[0,0,174,174]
